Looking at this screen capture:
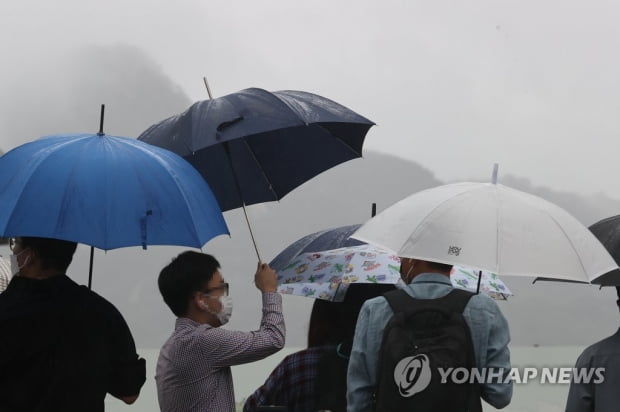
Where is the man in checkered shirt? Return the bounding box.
[0,256,9,293]
[156,251,286,412]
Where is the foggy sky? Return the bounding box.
[2,0,620,197]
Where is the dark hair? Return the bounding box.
[307,283,396,347]
[158,251,220,317]
[20,237,77,272]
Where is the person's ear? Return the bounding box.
[194,292,207,311]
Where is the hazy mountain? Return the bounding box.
[2,44,620,349]
[0,43,191,147]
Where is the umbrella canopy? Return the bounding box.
[137,87,375,211]
[352,182,619,284]
[0,133,229,250]
[273,228,513,300]
[270,224,364,271]
[588,215,620,285]
[277,244,401,301]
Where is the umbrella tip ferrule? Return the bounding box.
[492,163,499,184]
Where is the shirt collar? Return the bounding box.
[411,273,452,285]
[175,317,203,330]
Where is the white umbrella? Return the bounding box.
[352,180,619,284]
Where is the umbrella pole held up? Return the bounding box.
[222,141,262,262]
[476,270,483,294]
[88,246,94,289]
[203,77,213,100]
[89,103,106,290]
[200,79,260,261]
[98,104,105,135]
[241,203,262,262]
[371,203,377,217]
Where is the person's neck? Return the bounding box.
[185,309,219,327]
[19,268,64,280]
[409,271,450,282]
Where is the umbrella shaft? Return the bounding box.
[88,246,94,289]
[240,203,262,262]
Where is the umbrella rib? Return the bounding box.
[238,138,280,201]
[539,207,590,280]
[264,91,368,157]
[315,123,365,156]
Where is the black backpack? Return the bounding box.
[374,288,482,412]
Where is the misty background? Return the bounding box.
[2,1,620,352]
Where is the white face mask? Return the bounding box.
[216,296,233,325]
[10,250,29,276]
[203,295,233,326]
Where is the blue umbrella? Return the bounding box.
[0,130,229,286]
[270,224,364,271]
[138,87,374,259]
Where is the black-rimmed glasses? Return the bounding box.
[202,282,229,297]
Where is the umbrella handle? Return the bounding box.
[476,270,482,294]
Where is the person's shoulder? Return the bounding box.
[579,331,620,359]
[282,346,327,364]
[363,294,389,307]
[465,291,502,312]
[73,283,125,318]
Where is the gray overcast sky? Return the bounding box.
[2,0,619,196]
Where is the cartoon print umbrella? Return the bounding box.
[450,266,513,300]
[277,244,400,302]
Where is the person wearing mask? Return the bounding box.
[156,251,285,412]
[0,236,146,411]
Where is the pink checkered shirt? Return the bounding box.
[156,292,285,412]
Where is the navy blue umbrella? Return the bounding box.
[138,87,374,259]
[269,224,364,271]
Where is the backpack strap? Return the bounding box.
[383,288,416,314]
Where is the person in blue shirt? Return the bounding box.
[346,257,512,411]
